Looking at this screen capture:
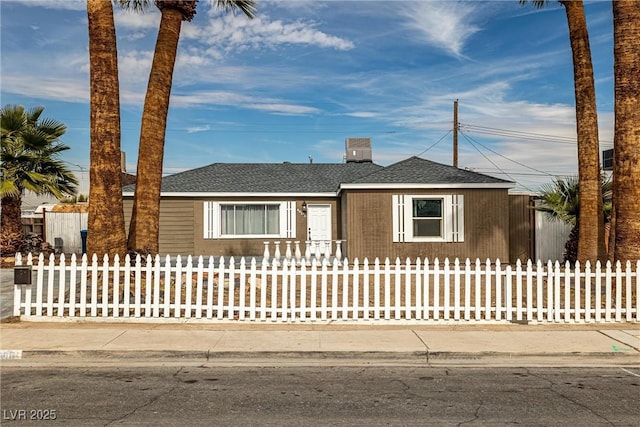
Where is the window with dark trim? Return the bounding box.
[412,198,443,238]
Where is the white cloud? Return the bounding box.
[118,50,154,84]
[245,102,319,115]
[186,125,211,133]
[345,112,380,119]
[10,0,85,11]
[187,12,354,51]
[170,90,320,115]
[399,0,482,58]
[1,74,88,103]
[114,7,160,31]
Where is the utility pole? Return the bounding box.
[453,99,459,168]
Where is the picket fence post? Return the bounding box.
[462,258,470,321]
[123,254,131,318]
[153,254,161,318]
[584,261,592,322]
[574,261,581,322]
[363,258,370,320]
[341,258,349,320]
[113,254,120,318]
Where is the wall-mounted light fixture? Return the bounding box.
[297,201,307,217]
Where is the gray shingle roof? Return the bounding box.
[123,156,513,194]
[349,156,513,185]
[124,162,384,193]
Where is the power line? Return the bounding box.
[415,130,452,157]
[459,130,555,178]
[461,122,614,147]
[459,132,536,192]
[470,168,573,177]
[462,123,576,142]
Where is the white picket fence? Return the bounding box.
[13,252,639,323]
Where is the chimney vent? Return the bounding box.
[345,137,372,163]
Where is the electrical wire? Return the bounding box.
[459,132,536,192]
[415,130,452,157]
[461,122,613,147]
[459,130,555,178]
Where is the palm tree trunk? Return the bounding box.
[612,0,640,263]
[0,195,25,255]
[86,0,127,258]
[560,0,606,263]
[563,224,579,264]
[127,8,183,254]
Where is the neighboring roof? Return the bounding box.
[21,191,59,213]
[122,172,137,187]
[343,156,514,189]
[123,162,384,194]
[123,156,514,196]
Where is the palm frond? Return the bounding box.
[0,179,20,198]
[519,0,550,9]
[534,174,612,226]
[0,105,77,200]
[213,0,256,19]
[116,0,153,13]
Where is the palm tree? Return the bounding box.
[611,0,640,262]
[86,0,128,258]
[534,175,612,263]
[1,105,78,255]
[520,0,605,263]
[125,0,256,254]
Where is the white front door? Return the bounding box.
[307,204,332,255]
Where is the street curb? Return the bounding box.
[17,350,428,361]
[5,350,638,366]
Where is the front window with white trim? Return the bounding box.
[204,201,296,239]
[221,204,279,235]
[393,194,464,243]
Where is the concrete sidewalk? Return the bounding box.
[1,322,639,366]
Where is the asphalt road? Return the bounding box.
[1,366,639,426]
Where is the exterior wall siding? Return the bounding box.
[125,190,512,261]
[344,189,510,262]
[124,198,195,256]
[509,194,534,263]
[192,197,340,258]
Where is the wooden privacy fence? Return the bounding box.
[13,252,639,323]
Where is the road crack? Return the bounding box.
[103,366,184,426]
[526,368,616,426]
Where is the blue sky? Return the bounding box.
[1,0,615,194]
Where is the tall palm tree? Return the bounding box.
[86,0,127,258]
[125,0,256,254]
[521,0,605,263]
[1,105,78,255]
[612,0,640,262]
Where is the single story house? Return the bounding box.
[123,140,516,262]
